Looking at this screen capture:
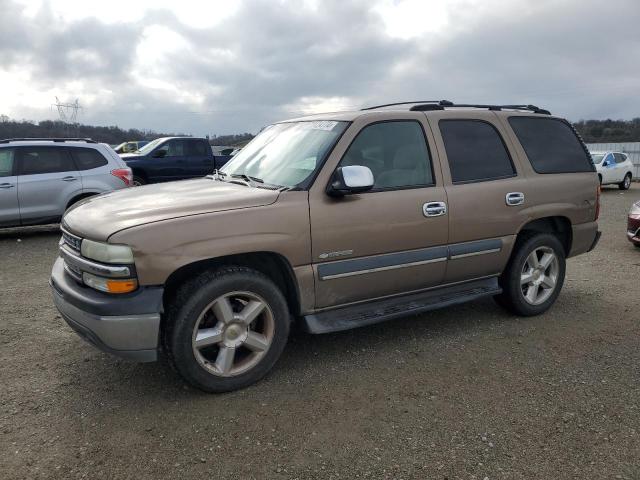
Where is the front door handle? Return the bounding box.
[506,192,525,206]
[0,183,15,189]
[62,176,78,182]
[423,201,447,217]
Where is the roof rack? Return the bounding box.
[0,138,97,144]
[408,101,551,115]
[361,100,442,110]
[362,100,551,115]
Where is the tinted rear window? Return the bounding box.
[18,147,76,175]
[70,147,109,170]
[439,120,515,183]
[508,117,593,173]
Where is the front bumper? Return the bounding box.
[50,257,163,362]
[627,215,640,246]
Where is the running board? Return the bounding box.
[302,277,501,334]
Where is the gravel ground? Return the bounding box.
[1,185,639,480]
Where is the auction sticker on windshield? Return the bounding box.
[301,121,339,131]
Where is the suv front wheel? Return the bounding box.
[164,266,290,392]
[495,233,566,316]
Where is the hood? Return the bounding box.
[63,178,280,241]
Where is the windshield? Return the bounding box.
[590,153,605,164]
[220,121,348,188]
[136,138,164,155]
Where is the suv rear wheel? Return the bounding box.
[619,173,632,190]
[164,266,290,392]
[495,233,566,316]
[132,175,146,186]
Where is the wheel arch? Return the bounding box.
[65,191,99,210]
[515,216,572,256]
[162,251,302,317]
[130,168,148,182]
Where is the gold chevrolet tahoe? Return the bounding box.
[50,101,601,392]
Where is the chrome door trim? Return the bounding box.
[448,238,503,260]
[318,245,448,281]
[450,248,501,260]
[317,238,504,280]
[321,257,447,280]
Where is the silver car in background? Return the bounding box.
[0,138,132,228]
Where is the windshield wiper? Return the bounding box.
[231,173,264,185]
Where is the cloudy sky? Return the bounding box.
[0,0,638,136]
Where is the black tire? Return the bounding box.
[164,266,290,392]
[598,174,602,185]
[618,173,632,190]
[494,233,566,316]
[132,175,146,186]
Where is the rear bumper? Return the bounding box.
[569,221,600,257]
[588,230,601,252]
[50,257,163,362]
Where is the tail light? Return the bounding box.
[595,185,600,220]
[111,168,133,187]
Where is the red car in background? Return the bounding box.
[628,201,640,247]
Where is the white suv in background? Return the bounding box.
[0,138,132,228]
[591,151,634,189]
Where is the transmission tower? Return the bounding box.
[53,97,81,135]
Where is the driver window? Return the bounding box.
[339,121,433,190]
[604,153,614,165]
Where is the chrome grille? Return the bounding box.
[61,229,82,253]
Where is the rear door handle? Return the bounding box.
[506,192,525,206]
[423,201,447,217]
[0,182,15,189]
[62,176,78,182]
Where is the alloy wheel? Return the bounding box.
[191,291,275,377]
[520,246,559,306]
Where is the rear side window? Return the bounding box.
[613,153,627,164]
[18,147,76,175]
[157,139,185,157]
[508,117,593,173]
[188,139,209,156]
[439,120,515,183]
[70,147,109,170]
[0,148,14,177]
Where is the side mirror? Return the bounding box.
[153,149,167,158]
[327,165,374,197]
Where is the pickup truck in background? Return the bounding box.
[120,137,233,185]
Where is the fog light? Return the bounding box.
[83,272,138,294]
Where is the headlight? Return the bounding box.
[630,202,640,217]
[81,239,134,264]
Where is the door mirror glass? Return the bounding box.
[327,165,374,196]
